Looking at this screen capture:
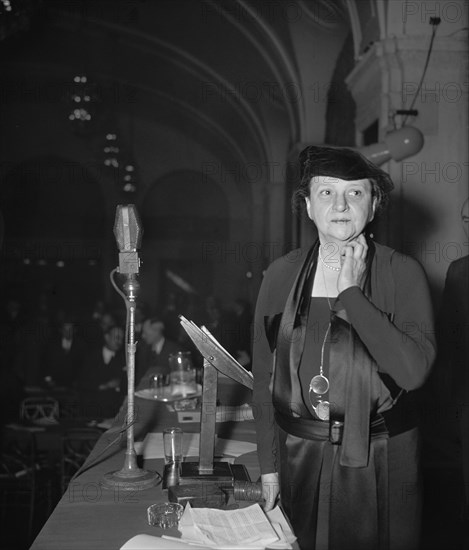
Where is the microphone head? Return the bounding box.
[113,204,143,252]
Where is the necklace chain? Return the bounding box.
[318,246,340,272]
[318,322,331,377]
[319,255,333,312]
[308,260,333,421]
[318,261,332,380]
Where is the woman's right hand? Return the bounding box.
[261,472,280,511]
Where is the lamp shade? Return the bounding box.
[359,126,424,166]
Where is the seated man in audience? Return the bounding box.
[136,315,181,387]
[76,325,126,419]
[42,317,86,388]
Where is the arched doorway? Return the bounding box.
[140,170,229,311]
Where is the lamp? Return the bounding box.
[358,126,424,165]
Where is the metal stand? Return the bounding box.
[101,275,159,491]
[163,318,255,497]
[178,360,234,484]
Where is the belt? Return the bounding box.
[275,411,388,445]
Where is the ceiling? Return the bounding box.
[0,0,353,306]
[1,0,351,171]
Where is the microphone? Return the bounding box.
[113,204,143,275]
[102,204,159,490]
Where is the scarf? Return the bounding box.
[272,238,395,467]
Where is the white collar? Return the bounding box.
[152,338,165,355]
[102,346,115,365]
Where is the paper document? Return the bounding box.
[169,502,295,549]
[120,505,296,550]
[120,534,206,549]
[141,432,257,460]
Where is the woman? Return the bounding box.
[252,145,436,550]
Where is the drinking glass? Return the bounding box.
[163,427,183,464]
[149,373,170,399]
[168,352,197,395]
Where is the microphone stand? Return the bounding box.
[101,206,159,491]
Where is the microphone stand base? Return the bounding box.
[101,468,160,491]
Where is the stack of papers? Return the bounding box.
[120,504,296,550]
[173,502,295,549]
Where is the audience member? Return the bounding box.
[81,300,117,347]
[161,291,183,343]
[13,295,52,387]
[136,315,181,386]
[430,197,469,535]
[41,316,86,388]
[76,325,126,418]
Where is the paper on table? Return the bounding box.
[141,432,257,460]
[120,534,206,549]
[173,502,287,549]
[216,437,256,457]
[265,507,297,548]
[119,506,296,550]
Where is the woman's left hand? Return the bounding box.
[337,234,368,293]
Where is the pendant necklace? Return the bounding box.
[318,245,341,272]
[309,322,331,421]
[308,251,335,421]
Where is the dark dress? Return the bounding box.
[252,241,436,550]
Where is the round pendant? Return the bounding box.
[310,374,329,395]
[314,400,330,421]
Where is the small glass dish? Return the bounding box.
[147,502,184,529]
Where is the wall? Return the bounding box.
[346,0,468,300]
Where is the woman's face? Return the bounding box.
[305,176,376,245]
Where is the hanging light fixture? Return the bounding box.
[120,96,140,195]
[68,74,99,136]
[121,160,138,194]
[103,131,120,169]
[359,126,424,166]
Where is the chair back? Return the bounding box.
[20,397,59,425]
[60,427,102,493]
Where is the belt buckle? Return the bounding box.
[329,420,344,445]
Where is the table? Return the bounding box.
[29,375,262,550]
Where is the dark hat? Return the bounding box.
[299,145,394,193]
